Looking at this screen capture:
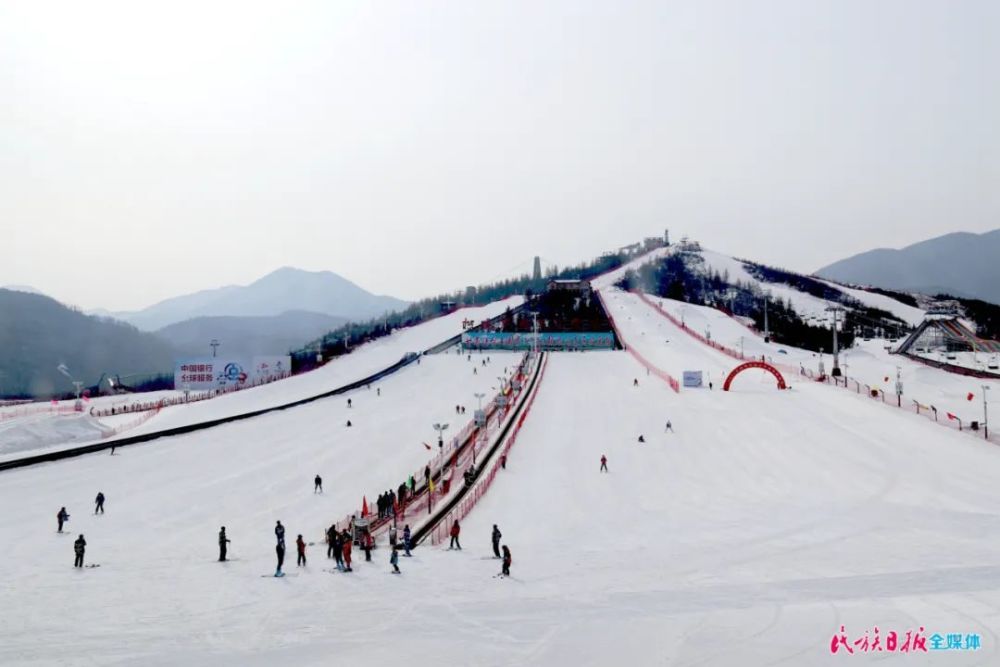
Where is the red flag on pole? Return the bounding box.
[361,496,369,518]
[947,412,957,421]
[967,392,975,401]
[423,442,432,451]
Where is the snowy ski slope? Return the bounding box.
[0,296,522,462]
[3,267,998,666]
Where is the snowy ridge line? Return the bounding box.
[429,352,549,546]
[323,355,531,538]
[632,290,745,362]
[0,355,416,472]
[595,288,680,392]
[800,367,1000,446]
[412,352,545,546]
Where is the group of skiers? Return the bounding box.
[55,492,108,567]
[376,490,399,519]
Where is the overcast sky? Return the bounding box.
[1,0,997,312]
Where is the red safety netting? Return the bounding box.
[595,289,680,392]
[429,353,550,545]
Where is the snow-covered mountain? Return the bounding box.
[154,310,349,359]
[111,268,410,331]
[816,229,1000,305]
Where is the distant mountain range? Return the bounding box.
[816,230,1000,304]
[0,289,176,398]
[1,268,408,397]
[108,267,409,331]
[155,311,348,359]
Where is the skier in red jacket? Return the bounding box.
[296,535,307,566]
[600,455,608,472]
[449,520,461,550]
[342,530,353,572]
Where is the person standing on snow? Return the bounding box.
[341,530,353,572]
[491,525,502,558]
[57,507,69,532]
[332,530,344,570]
[501,545,511,577]
[314,475,323,493]
[403,525,412,557]
[664,420,673,433]
[73,534,87,568]
[274,521,286,575]
[388,524,398,548]
[390,546,400,574]
[296,534,307,566]
[218,527,231,561]
[449,520,462,550]
[347,398,352,408]
[326,524,337,559]
[600,455,608,472]
[424,465,431,487]
[362,529,374,562]
[94,492,105,514]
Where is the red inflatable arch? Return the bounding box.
[723,361,787,391]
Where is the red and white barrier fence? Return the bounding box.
[595,289,681,392]
[429,353,549,545]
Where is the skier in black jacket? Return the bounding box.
[73,534,87,568]
[491,524,502,558]
[218,527,231,561]
[274,521,286,575]
[94,492,105,514]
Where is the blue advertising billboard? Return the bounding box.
[462,332,614,351]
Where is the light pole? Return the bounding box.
[433,423,449,452]
[763,296,770,342]
[895,366,903,407]
[825,306,844,376]
[474,392,485,411]
[983,385,991,439]
[739,336,744,359]
[210,339,220,358]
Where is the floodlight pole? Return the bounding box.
[825,306,844,377]
[210,339,220,358]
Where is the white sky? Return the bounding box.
[1,0,997,312]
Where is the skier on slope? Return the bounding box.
[274,521,286,576]
[347,398,352,408]
[341,530,353,572]
[73,534,87,568]
[600,455,608,472]
[296,535,307,567]
[403,524,412,557]
[314,475,323,493]
[362,529,374,562]
[491,525,502,558]
[218,527,231,561]
[388,523,398,548]
[449,520,462,550]
[390,546,400,574]
[332,530,344,570]
[500,545,511,577]
[57,507,69,532]
[638,435,645,443]
[664,420,673,433]
[326,524,337,559]
[94,492,105,514]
